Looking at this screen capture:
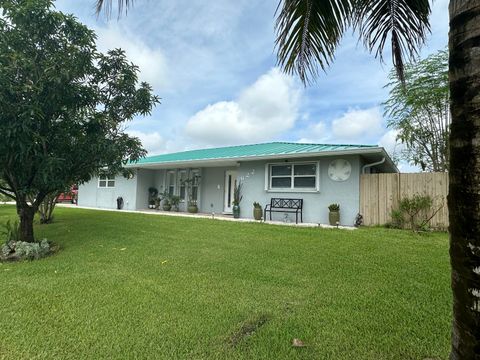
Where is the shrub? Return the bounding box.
[328,203,340,211]
[38,192,59,224]
[388,194,442,231]
[1,220,21,243]
[1,221,53,261]
[1,239,51,261]
[14,239,51,260]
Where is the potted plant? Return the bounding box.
[232,182,243,219]
[148,199,155,209]
[328,203,340,226]
[162,198,172,211]
[182,174,201,213]
[253,202,263,221]
[148,187,158,209]
[187,200,198,213]
[170,195,180,212]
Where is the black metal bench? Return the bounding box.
[264,198,303,224]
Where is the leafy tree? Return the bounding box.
[97,0,479,357]
[384,50,449,172]
[0,0,159,242]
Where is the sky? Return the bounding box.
[56,0,449,172]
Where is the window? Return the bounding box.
[268,162,318,191]
[166,171,176,196]
[98,174,115,188]
[178,170,187,200]
[191,169,200,202]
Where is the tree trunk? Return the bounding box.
[448,1,480,358]
[18,206,35,243]
[38,192,58,224]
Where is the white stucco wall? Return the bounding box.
[197,155,362,225]
[78,173,138,210]
[79,154,366,225]
[236,155,361,225]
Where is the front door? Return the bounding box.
[224,170,237,213]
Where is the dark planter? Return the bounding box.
[163,204,172,211]
[253,207,262,221]
[187,204,198,213]
[329,211,340,226]
[233,205,240,219]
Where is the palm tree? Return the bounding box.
[96,0,480,357]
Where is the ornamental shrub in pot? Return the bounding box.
[253,202,263,221]
[170,195,181,212]
[162,199,172,211]
[328,203,340,226]
[232,182,243,219]
[187,200,198,213]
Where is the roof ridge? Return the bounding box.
[271,141,377,147]
[145,142,280,159]
[144,141,378,160]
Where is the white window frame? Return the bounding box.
[265,161,320,192]
[166,170,176,196]
[190,169,201,203]
[178,170,187,202]
[98,174,115,188]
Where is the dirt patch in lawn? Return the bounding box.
[227,314,270,347]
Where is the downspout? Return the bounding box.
[362,157,386,174]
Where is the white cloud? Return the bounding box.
[332,107,384,140]
[378,129,404,156]
[126,130,166,156]
[296,107,384,145]
[94,25,169,91]
[185,68,301,146]
[297,121,329,144]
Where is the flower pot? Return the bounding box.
[233,205,240,219]
[163,204,172,211]
[253,207,262,221]
[329,211,340,226]
[187,204,198,213]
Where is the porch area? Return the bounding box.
[136,165,241,216]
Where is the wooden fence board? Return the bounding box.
[360,172,449,228]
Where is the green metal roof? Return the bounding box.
[132,142,378,166]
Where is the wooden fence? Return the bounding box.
[359,172,449,229]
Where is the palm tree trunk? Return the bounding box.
[448,1,480,358]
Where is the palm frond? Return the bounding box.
[275,0,353,84]
[95,0,134,18]
[352,0,431,82]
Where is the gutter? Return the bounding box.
[362,157,386,174]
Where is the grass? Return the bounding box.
[0,205,451,359]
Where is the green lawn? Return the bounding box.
[0,205,451,359]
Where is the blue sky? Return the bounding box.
[56,0,449,171]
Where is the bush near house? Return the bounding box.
[388,194,443,231]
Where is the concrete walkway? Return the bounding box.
[0,201,356,230]
[54,203,356,230]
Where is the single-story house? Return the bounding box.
[78,142,398,225]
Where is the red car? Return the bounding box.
[57,185,78,204]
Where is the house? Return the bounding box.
[78,142,398,225]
